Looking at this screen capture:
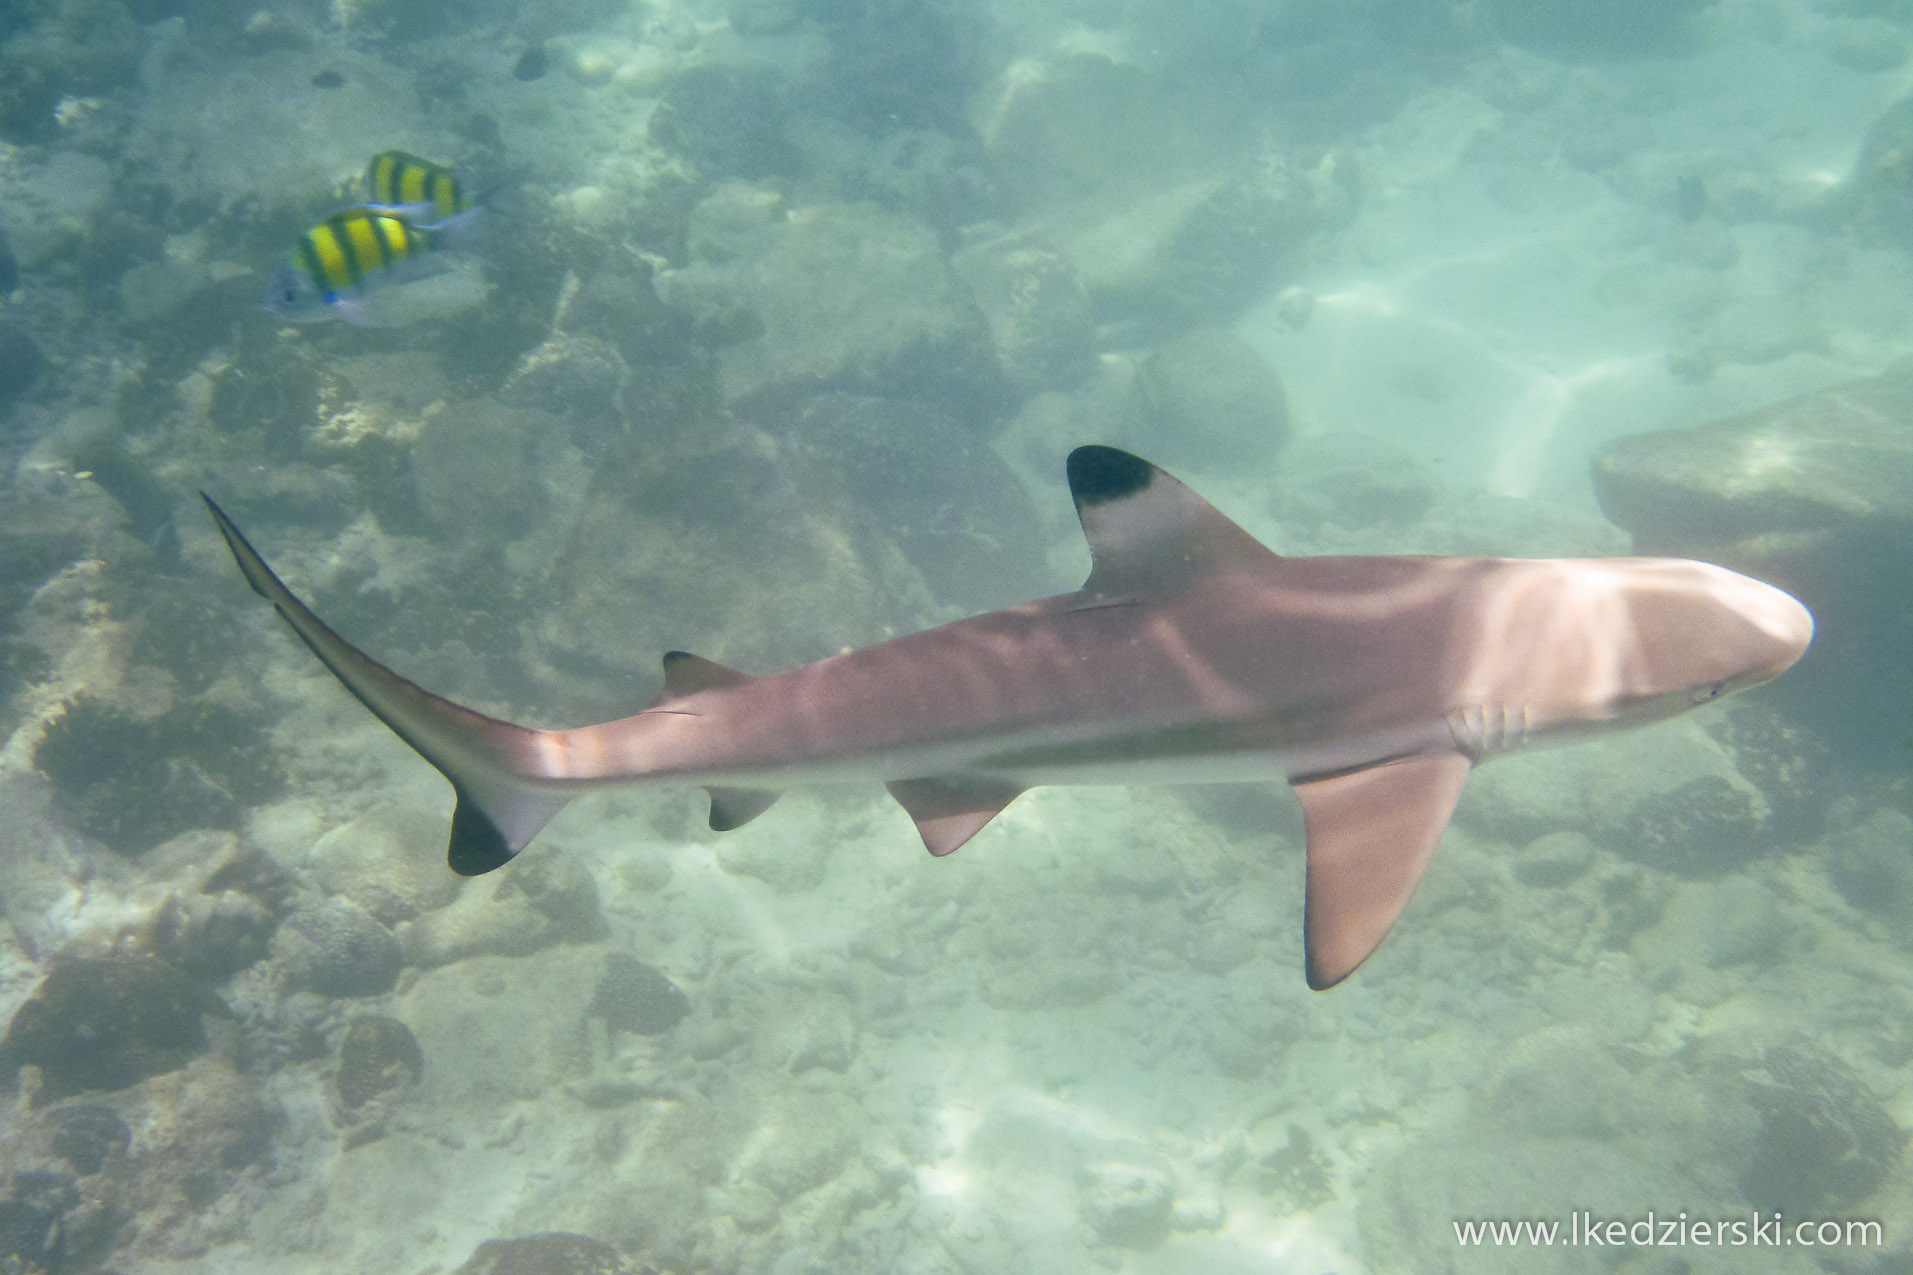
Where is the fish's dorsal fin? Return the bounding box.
[886,776,1026,856]
[1292,751,1473,990]
[1066,446,1279,595]
[660,650,752,698]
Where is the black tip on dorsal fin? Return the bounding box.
[1064,445,1279,595]
[660,650,752,698]
[1067,446,1156,509]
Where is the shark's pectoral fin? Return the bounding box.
[886,776,1026,857]
[1292,751,1473,991]
[706,786,781,832]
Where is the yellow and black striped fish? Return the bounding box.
[362,150,472,224]
[264,207,469,325]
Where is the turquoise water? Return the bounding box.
[0,0,1910,1271]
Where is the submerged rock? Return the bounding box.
[0,1195,64,1274]
[1080,1159,1175,1250]
[1136,328,1290,474]
[453,1231,637,1275]
[750,391,1051,614]
[0,321,44,422]
[649,64,799,182]
[1741,1041,1904,1213]
[1591,366,1913,760]
[660,199,1003,412]
[1486,0,1708,59]
[405,848,603,969]
[950,229,1097,396]
[1823,807,1913,927]
[0,957,225,1101]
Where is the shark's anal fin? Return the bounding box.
[1292,751,1473,991]
[706,786,780,831]
[886,776,1026,856]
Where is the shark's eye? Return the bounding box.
[1691,680,1727,704]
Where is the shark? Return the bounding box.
[203,446,1813,988]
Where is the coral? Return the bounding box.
[32,694,284,857]
[307,806,461,927]
[133,832,294,981]
[0,956,226,1102]
[590,953,689,1036]
[336,1015,424,1110]
[47,1103,130,1175]
[648,64,801,182]
[1612,775,1770,878]
[271,899,403,998]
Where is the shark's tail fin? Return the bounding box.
[203,496,569,874]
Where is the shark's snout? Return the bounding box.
[1730,573,1814,681]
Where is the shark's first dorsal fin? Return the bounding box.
[1066,446,1279,595]
[660,650,752,699]
[1292,751,1473,990]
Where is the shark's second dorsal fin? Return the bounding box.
[1066,446,1279,595]
[659,650,752,699]
[1292,751,1473,990]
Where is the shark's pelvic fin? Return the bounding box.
[1065,445,1280,595]
[202,495,569,875]
[706,786,780,831]
[1293,751,1473,990]
[886,776,1027,856]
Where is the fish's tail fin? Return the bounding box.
[417,206,487,256]
[202,495,568,874]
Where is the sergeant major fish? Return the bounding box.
[202,446,1813,989]
[361,150,473,225]
[263,205,480,326]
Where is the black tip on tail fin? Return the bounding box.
[204,492,570,872]
[448,792,517,875]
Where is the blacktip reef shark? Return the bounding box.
[202,447,1813,988]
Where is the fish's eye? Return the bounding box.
[1691,680,1727,704]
